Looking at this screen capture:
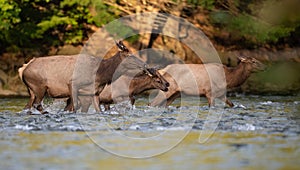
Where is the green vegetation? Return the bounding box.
[0,0,299,54]
[0,0,299,95]
[105,20,139,43]
[0,0,118,54]
[244,62,300,95]
[208,0,300,46]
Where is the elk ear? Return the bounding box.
[115,40,129,52]
[153,65,162,70]
[144,69,153,77]
[158,69,166,75]
[251,57,259,63]
[238,56,247,62]
[143,65,156,77]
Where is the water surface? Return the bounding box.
[0,95,299,169]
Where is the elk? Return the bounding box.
[19,41,149,113]
[150,56,265,107]
[70,67,170,111]
[99,67,169,110]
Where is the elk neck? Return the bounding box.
[225,62,252,88]
[96,51,126,86]
[129,75,153,95]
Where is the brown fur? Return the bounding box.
[150,57,265,107]
[19,41,148,113]
[18,58,36,82]
[99,68,169,110]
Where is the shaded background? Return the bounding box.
[0,0,299,96]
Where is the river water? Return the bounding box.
[0,95,299,169]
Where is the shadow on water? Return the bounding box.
[0,95,299,169]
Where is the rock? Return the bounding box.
[0,70,8,86]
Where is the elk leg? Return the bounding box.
[225,98,234,107]
[130,95,136,106]
[206,94,214,107]
[166,92,180,106]
[32,87,47,113]
[64,98,74,111]
[93,95,101,112]
[208,100,215,107]
[69,83,78,112]
[80,96,92,112]
[24,87,35,110]
[81,102,91,112]
[104,104,110,111]
[220,95,234,107]
[150,91,168,107]
[94,85,105,112]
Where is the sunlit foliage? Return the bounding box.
[0,0,118,53]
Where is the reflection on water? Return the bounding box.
[0,95,299,169]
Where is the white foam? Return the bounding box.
[260,101,273,105]
[103,111,121,115]
[59,125,82,131]
[156,126,188,131]
[233,123,262,131]
[129,125,141,130]
[15,124,34,130]
[234,104,247,109]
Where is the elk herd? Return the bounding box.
[18,40,265,114]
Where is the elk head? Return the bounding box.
[113,40,150,78]
[238,56,266,72]
[144,67,169,92]
[115,40,129,52]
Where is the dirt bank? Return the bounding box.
[1,44,299,97]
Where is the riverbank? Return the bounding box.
[0,46,299,97]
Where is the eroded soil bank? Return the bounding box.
[1,46,299,96]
